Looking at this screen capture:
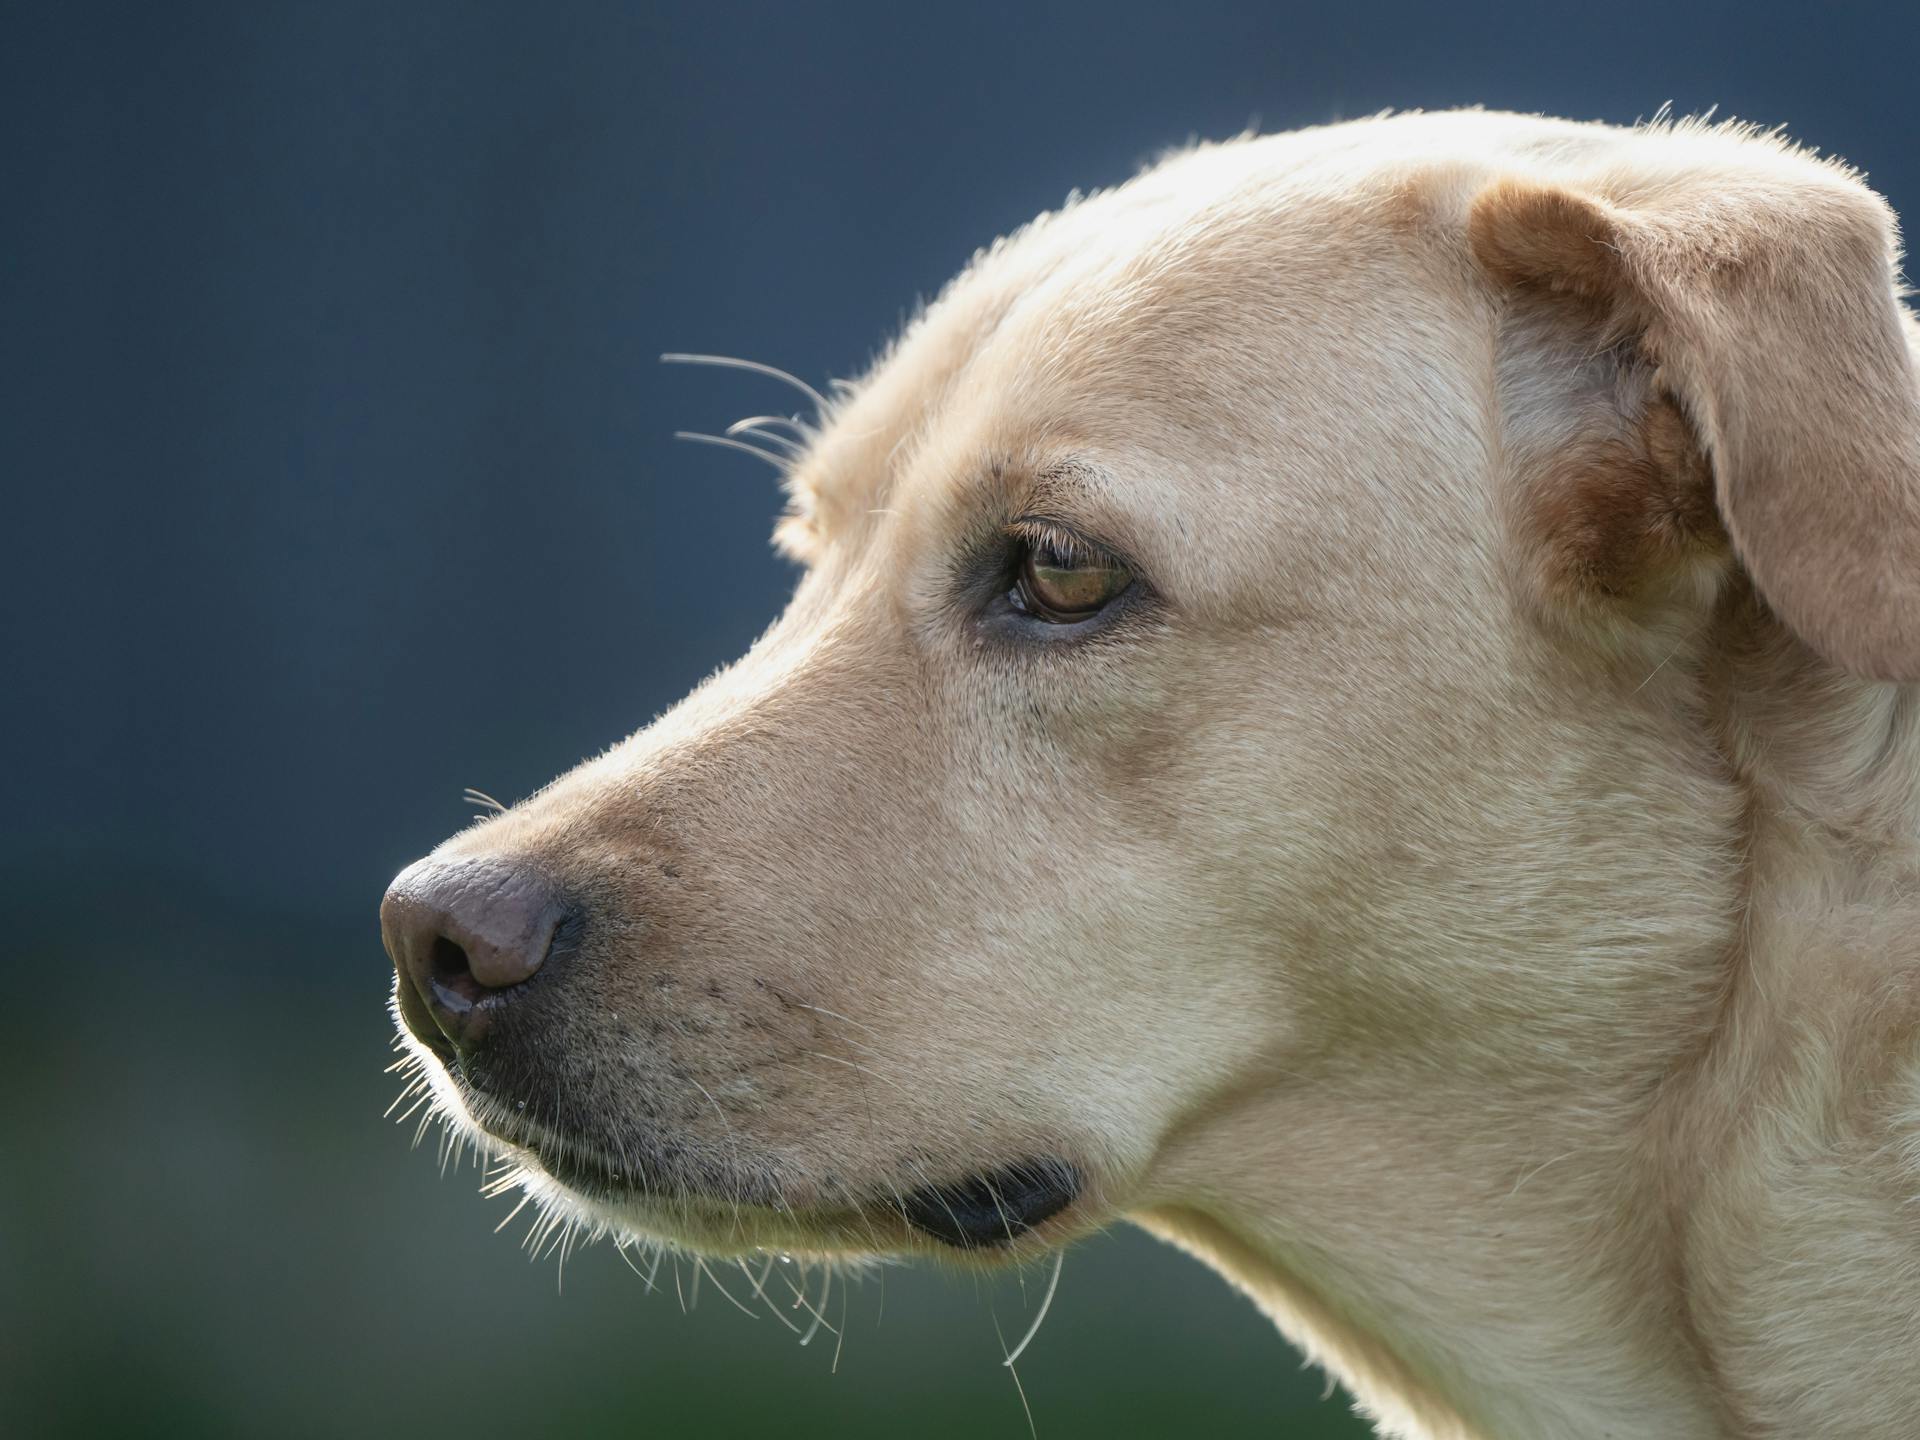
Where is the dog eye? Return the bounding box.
[1012,533,1132,622]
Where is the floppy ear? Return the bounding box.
[1469,158,1920,681]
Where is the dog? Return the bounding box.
[382,109,1920,1438]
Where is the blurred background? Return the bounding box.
[2,2,1911,1435]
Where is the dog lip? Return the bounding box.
[392,974,459,1064]
[900,1158,1081,1249]
[505,1122,718,1206]
[466,1114,658,1199]
[535,1143,638,1195]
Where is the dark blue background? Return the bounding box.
[3,3,1909,1436]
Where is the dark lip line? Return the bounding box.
[455,1102,776,1211]
[452,1098,611,1179]
[899,1158,1083,1250]
[414,1031,1091,1248]
[456,1102,1086,1251]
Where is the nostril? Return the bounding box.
[427,934,486,1011]
[381,857,576,1053]
[430,934,471,983]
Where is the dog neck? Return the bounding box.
[1647,617,1920,1436]
[1139,620,1920,1440]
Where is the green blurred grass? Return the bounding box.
[2,908,1372,1438]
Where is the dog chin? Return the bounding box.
[513,1136,1088,1261]
[391,1010,1088,1258]
[547,1163,1086,1269]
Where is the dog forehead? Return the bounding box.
[789,110,1692,555]
[793,126,1430,528]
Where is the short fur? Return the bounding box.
[388,110,1920,1438]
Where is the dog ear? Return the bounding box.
[1468,158,1920,681]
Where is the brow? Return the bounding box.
[955,457,1153,578]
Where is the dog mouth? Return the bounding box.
[530,1138,1082,1251]
[484,1107,1082,1253]
[899,1159,1082,1249]
[405,1032,1088,1255]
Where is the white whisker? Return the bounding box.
[742,1256,803,1334]
[833,1271,848,1373]
[992,1308,1039,1440]
[799,1266,834,1346]
[391,1088,431,1126]
[673,430,792,472]
[383,1079,427,1119]
[493,1191,533,1234]
[776,1262,839,1338]
[660,352,831,413]
[1002,1250,1065,1367]
[725,412,811,440]
[724,416,809,455]
[693,1256,761,1320]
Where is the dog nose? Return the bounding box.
[381,857,572,1054]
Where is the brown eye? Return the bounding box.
[1015,534,1132,621]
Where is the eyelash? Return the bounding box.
[1005,518,1112,569]
[993,516,1144,634]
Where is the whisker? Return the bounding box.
[798,1266,837,1345]
[776,1261,839,1337]
[741,1255,804,1334]
[395,1090,430,1128]
[382,1078,427,1119]
[694,1256,761,1320]
[480,1166,525,1200]
[724,417,809,456]
[673,430,792,472]
[1002,1250,1065,1367]
[728,425,806,457]
[614,1238,656,1291]
[799,1266,832,1346]
[493,1191,534,1234]
[660,352,831,413]
[725,413,812,441]
[832,1271,848,1373]
[462,786,507,813]
[556,1221,577,1293]
[524,1205,561,1257]
[992,1308,1039,1440]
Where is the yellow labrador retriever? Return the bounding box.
[381,110,1920,1439]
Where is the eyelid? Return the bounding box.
[1005,516,1129,569]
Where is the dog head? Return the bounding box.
[383,112,1920,1273]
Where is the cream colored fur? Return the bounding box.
[390,110,1920,1438]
